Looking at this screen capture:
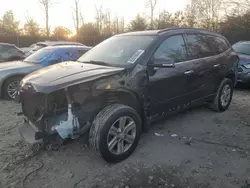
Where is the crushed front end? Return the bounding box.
[18,84,92,144]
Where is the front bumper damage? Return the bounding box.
[19,119,43,144]
[18,87,90,144]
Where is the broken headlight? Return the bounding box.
[21,82,35,92]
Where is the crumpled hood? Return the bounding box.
[238,54,250,65]
[0,61,36,70]
[21,61,124,93]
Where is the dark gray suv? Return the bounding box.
[18,28,239,162]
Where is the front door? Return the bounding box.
[148,34,196,117]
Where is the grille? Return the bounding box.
[21,92,46,123]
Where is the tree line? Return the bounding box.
[0,0,249,46]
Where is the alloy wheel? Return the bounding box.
[107,116,137,155]
[7,80,20,99]
[220,84,231,107]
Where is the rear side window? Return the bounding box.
[78,49,88,56]
[154,35,188,63]
[185,34,213,59]
[33,43,47,51]
[207,35,229,54]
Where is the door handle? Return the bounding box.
[214,64,221,68]
[184,70,194,75]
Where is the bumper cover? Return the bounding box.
[237,66,250,83]
[19,120,44,144]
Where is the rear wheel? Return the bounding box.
[209,78,233,112]
[89,104,141,163]
[2,76,22,100]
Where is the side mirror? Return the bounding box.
[148,57,175,68]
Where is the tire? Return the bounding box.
[89,104,141,163]
[209,78,233,112]
[2,76,22,100]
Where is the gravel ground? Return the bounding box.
[0,89,250,188]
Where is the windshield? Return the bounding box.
[232,43,250,55]
[24,48,55,64]
[78,35,156,66]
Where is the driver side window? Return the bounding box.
[154,35,188,64]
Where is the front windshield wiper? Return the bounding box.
[80,60,110,66]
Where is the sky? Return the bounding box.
[0,0,187,32]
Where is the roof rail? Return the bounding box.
[158,27,212,34]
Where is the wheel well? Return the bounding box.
[103,91,142,115]
[225,72,236,86]
[226,72,235,82]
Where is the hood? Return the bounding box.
[21,61,124,93]
[0,61,37,71]
[238,54,250,65]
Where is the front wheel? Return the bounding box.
[209,78,233,112]
[89,104,141,163]
[2,76,22,100]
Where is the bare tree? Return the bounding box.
[184,0,198,27]
[145,0,158,29]
[39,0,54,37]
[103,9,111,36]
[72,0,83,37]
[94,5,102,33]
[223,0,250,16]
[195,0,222,31]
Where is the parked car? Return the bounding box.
[20,43,37,54]
[22,41,86,56]
[0,45,91,99]
[17,28,239,163]
[232,41,250,84]
[0,43,25,62]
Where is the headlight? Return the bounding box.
[22,83,35,91]
[243,64,250,69]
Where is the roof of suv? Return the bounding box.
[117,28,222,37]
[36,41,86,46]
[44,45,91,50]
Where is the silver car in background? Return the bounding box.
[0,45,91,99]
[22,41,86,56]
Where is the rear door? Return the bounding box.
[184,33,215,100]
[206,35,232,92]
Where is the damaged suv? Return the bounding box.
[17,28,239,162]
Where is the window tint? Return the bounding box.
[185,34,212,59]
[207,35,228,54]
[154,35,187,63]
